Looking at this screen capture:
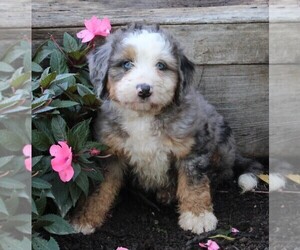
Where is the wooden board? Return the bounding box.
[32,4,268,28]
[194,65,268,157]
[270,64,300,158]
[32,23,268,65]
[270,23,300,64]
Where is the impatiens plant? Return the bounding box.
[0,41,31,249]
[32,19,110,249]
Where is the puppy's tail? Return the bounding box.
[234,154,264,192]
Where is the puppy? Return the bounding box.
[72,24,263,235]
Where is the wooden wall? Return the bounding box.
[31,1,271,157]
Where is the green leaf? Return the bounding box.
[32,178,52,189]
[0,178,26,189]
[32,198,38,215]
[40,71,57,89]
[35,195,47,216]
[69,182,82,206]
[40,214,75,235]
[50,50,68,74]
[63,32,79,53]
[33,48,53,64]
[5,191,20,214]
[3,48,25,64]
[10,71,31,88]
[32,130,51,151]
[0,198,9,215]
[209,234,235,241]
[82,94,98,106]
[68,118,91,152]
[0,235,27,250]
[84,167,103,181]
[51,178,70,213]
[75,173,89,196]
[0,130,23,151]
[72,162,81,180]
[51,116,67,141]
[32,235,60,250]
[0,155,14,168]
[51,100,79,108]
[77,83,94,96]
[32,61,43,72]
[33,119,55,144]
[0,61,14,72]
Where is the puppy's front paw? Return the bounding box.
[178,211,218,234]
[71,219,96,235]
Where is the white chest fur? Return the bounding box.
[121,111,170,190]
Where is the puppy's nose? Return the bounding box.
[136,83,152,99]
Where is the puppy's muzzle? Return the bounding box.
[136,83,153,99]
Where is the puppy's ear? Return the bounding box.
[175,53,195,104]
[87,41,112,100]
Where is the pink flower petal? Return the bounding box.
[77,29,95,43]
[22,144,31,157]
[199,242,207,248]
[95,17,111,36]
[231,227,240,233]
[206,240,220,250]
[58,165,74,182]
[84,16,100,33]
[50,141,73,172]
[116,247,128,250]
[51,157,71,172]
[25,158,32,171]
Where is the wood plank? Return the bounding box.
[270,65,300,159]
[32,23,268,65]
[0,0,31,29]
[32,4,268,28]
[270,23,300,64]
[80,0,268,9]
[194,65,269,157]
[270,5,300,22]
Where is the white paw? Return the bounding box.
[72,222,95,235]
[178,211,218,234]
[269,173,286,192]
[238,173,257,192]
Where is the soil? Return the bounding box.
[53,178,269,250]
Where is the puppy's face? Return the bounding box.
[88,25,195,112]
[108,30,178,112]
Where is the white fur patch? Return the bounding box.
[178,211,218,234]
[118,107,171,189]
[269,173,286,192]
[238,173,258,192]
[72,222,95,235]
[115,30,178,111]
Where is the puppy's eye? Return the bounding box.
[122,60,134,71]
[156,62,167,71]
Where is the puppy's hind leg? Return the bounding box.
[72,160,124,234]
[177,163,217,234]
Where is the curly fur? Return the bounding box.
[72,23,263,235]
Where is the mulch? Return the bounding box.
[53,179,269,250]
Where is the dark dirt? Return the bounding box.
[53,179,269,250]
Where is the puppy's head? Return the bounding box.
[88,24,194,112]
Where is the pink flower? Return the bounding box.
[50,141,74,182]
[77,16,111,43]
[116,247,128,250]
[231,227,240,233]
[90,148,101,156]
[22,144,32,171]
[199,240,220,250]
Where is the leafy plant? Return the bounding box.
[31,33,107,249]
[0,41,31,249]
